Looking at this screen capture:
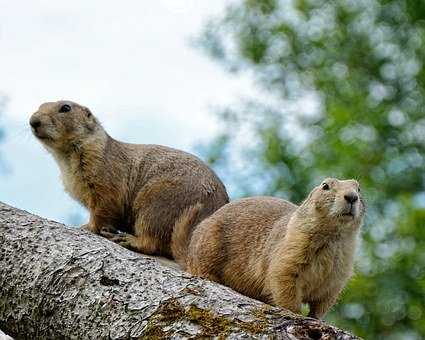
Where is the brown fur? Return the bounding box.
[30,100,229,258]
[170,203,203,267]
[174,178,365,318]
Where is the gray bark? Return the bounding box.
[0,202,358,339]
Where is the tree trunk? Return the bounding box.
[0,202,358,339]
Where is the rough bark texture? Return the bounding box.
[0,202,358,339]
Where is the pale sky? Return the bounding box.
[0,0,254,223]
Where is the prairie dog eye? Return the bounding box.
[59,104,71,113]
[322,183,330,190]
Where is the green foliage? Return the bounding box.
[199,0,425,338]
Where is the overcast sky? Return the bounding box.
[0,0,253,223]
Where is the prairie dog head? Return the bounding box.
[301,178,365,229]
[29,101,102,150]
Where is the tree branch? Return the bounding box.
[0,202,358,339]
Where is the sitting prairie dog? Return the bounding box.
[29,100,229,258]
[172,178,365,318]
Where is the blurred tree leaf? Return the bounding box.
[199,0,425,338]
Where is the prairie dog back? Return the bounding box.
[187,197,297,300]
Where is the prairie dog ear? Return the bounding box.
[82,107,97,132]
[82,106,92,118]
[305,187,315,201]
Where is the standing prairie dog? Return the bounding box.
[173,178,365,318]
[29,100,229,258]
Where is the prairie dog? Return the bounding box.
[173,178,365,318]
[30,100,229,258]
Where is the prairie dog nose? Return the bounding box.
[30,116,42,129]
[344,192,358,204]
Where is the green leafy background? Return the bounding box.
[198,0,425,338]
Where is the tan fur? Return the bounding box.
[30,100,229,258]
[174,178,365,318]
[171,203,203,267]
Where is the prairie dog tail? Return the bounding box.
[171,203,203,268]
